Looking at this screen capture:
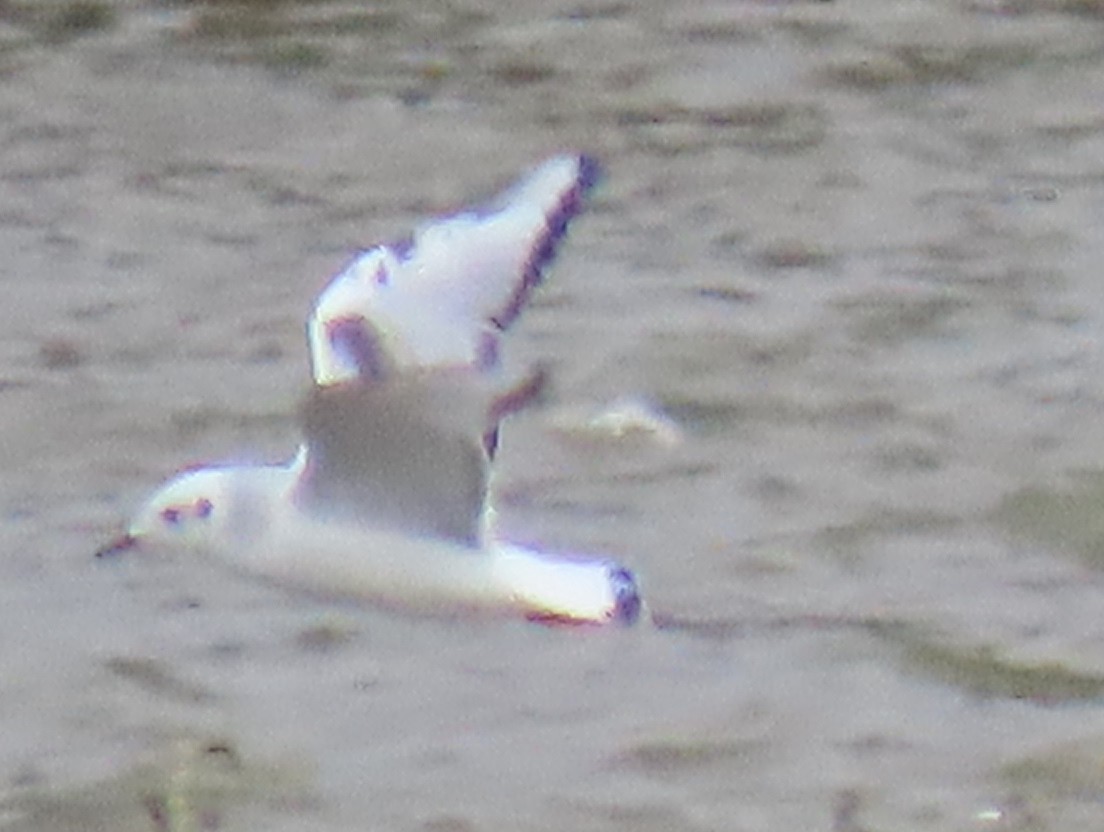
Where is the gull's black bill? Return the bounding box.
[95,533,138,559]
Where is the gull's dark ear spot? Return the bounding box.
[160,507,181,526]
[196,498,214,519]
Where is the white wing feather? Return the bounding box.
[296,155,598,544]
[308,154,599,386]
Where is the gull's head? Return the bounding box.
[97,468,234,558]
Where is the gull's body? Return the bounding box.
[123,464,638,624]
[100,155,642,626]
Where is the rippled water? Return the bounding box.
[3,0,1104,829]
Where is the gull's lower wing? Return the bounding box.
[294,373,490,545]
[308,154,600,387]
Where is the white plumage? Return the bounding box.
[99,155,641,626]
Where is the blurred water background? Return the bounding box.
[3,0,1104,829]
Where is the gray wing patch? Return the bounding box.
[297,375,490,545]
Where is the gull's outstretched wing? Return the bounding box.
[294,373,491,545]
[295,155,598,545]
[307,154,600,387]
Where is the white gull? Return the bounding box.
[98,155,642,626]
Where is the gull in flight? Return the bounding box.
[98,155,642,626]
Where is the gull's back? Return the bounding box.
[296,374,489,545]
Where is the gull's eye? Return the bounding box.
[160,507,182,526]
[195,498,213,519]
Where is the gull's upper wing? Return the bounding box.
[307,154,600,387]
[294,374,490,545]
[295,155,598,545]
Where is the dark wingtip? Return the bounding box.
[576,154,603,195]
[95,533,138,559]
[492,154,602,331]
[608,566,642,626]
